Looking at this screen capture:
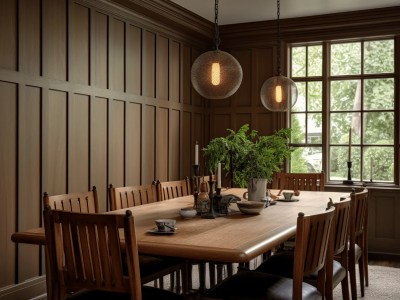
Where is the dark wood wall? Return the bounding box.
[0,0,212,287]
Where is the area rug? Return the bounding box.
[151,263,400,299]
[332,264,400,299]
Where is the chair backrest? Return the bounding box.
[159,178,190,200]
[43,206,141,300]
[349,188,368,244]
[109,183,158,211]
[272,171,325,191]
[293,206,335,299]
[43,186,99,213]
[330,198,351,256]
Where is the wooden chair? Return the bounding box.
[109,183,187,294]
[109,182,158,211]
[348,188,369,300]
[158,178,191,200]
[43,206,184,300]
[44,186,99,213]
[204,207,335,300]
[253,199,350,300]
[271,171,325,192]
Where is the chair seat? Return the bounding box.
[256,251,347,289]
[139,255,183,283]
[204,271,321,300]
[65,286,184,300]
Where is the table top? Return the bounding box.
[11,188,348,263]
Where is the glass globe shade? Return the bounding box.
[260,75,298,111]
[191,50,243,99]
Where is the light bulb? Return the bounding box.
[275,85,282,103]
[211,62,221,86]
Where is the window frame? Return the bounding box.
[288,36,399,186]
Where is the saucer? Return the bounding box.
[147,227,177,235]
[276,198,299,202]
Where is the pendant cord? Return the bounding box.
[276,0,281,75]
[214,0,220,50]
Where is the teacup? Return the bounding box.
[155,219,176,232]
[283,191,294,200]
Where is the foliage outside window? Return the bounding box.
[289,38,396,184]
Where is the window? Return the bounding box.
[289,38,396,184]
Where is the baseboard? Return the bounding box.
[369,251,400,262]
[0,276,46,300]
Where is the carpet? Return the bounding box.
[332,264,400,299]
[151,263,400,299]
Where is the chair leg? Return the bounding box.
[209,262,216,287]
[198,262,206,292]
[348,258,357,300]
[358,258,365,297]
[227,263,233,277]
[216,263,224,283]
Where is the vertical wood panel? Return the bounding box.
[255,48,274,107]
[156,36,169,100]
[255,113,274,136]
[109,100,125,188]
[70,3,90,85]
[91,97,108,212]
[212,114,231,139]
[126,25,141,95]
[169,110,180,180]
[69,94,89,192]
[235,114,252,131]
[143,105,155,183]
[157,108,169,181]
[94,12,108,89]
[43,90,67,196]
[182,45,191,104]
[42,0,67,80]
[19,0,41,75]
[111,19,125,92]
[0,0,17,70]
[18,86,41,281]
[376,196,395,238]
[169,41,180,102]
[142,31,156,98]
[182,111,191,177]
[0,82,17,287]
[126,102,141,186]
[231,50,252,107]
[191,48,202,106]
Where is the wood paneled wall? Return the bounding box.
[0,0,211,287]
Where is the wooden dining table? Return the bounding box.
[11,188,348,264]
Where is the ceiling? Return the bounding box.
[170,0,400,25]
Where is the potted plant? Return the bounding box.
[203,124,292,200]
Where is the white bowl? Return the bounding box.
[179,208,197,219]
[237,201,265,215]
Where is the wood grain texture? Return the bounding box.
[69,94,89,193]
[125,102,142,186]
[0,82,17,287]
[42,0,67,80]
[0,0,17,71]
[19,0,41,75]
[90,97,108,213]
[18,86,41,282]
[70,3,90,85]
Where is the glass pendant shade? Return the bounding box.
[191,50,243,99]
[260,75,298,111]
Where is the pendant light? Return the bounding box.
[260,0,297,111]
[191,0,243,100]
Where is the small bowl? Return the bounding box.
[237,201,265,215]
[179,208,197,219]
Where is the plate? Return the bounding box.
[147,228,177,235]
[276,198,299,202]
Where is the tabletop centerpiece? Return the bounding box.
[203,124,292,203]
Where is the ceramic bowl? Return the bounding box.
[237,201,265,215]
[283,191,294,200]
[179,208,197,219]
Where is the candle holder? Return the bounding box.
[192,164,200,212]
[202,178,216,219]
[343,161,354,185]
